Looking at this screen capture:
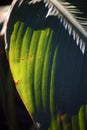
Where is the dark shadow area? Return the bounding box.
[0,36,33,130]
[0,0,12,6]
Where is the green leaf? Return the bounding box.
[6,0,87,130]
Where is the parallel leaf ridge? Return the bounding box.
[29,0,87,54]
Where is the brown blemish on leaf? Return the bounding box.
[30,54,33,60]
[15,80,20,85]
[20,57,25,62]
[58,113,64,121]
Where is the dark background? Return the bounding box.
[0,0,12,5]
[0,1,33,130]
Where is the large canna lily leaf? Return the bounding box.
[0,0,87,53]
[1,0,87,130]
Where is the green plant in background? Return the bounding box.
[0,0,87,130]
